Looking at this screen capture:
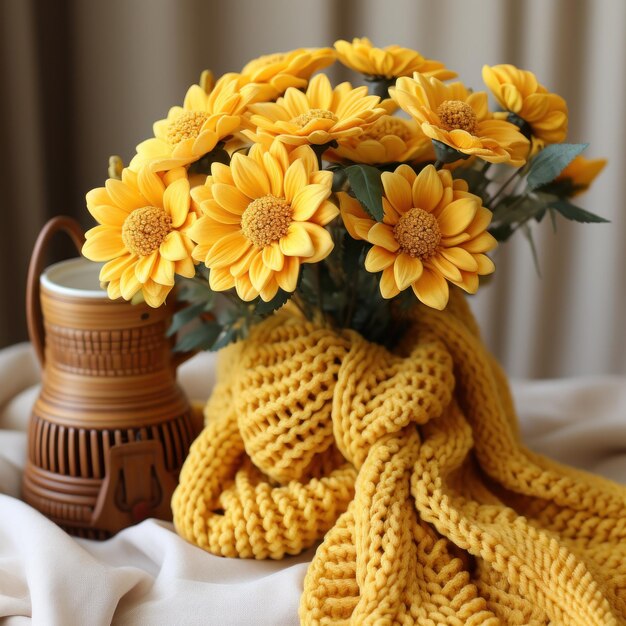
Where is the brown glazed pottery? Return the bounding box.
[22,216,198,538]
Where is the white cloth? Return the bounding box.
[1,344,626,626]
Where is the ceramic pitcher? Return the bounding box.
[22,216,198,538]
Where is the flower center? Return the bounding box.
[166,111,209,144]
[241,195,293,248]
[122,206,172,257]
[363,116,412,142]
[393,208,441,259]
[436,100,478,134]
[291,108,338,128]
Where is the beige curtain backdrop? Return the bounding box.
[1,0,624,379]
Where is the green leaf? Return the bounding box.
[345,164,384,221]
[489,223,514,242]
[550,200,609,224]
[211,326,242,351]
[548,207,558,233]
[522,224,541,277]
[253,289,292,315]
[174,321,222,352]
[526,143,588,191]
[167,302,207,337]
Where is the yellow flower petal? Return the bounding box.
[231,153,270,199]
[279,222,315,258]
[205,231,250,268]
[105,178,145,211]
[199,199,243,225]
[137,168,166,207]
[249,251,273,291]
[142,281,171,307]
[412,268,449,310]
[82,226,126,262]
[292,184,331,221]
[428,255,462,282]
[99,253,136,282]
[310,200,340,226]
[87,203,131,228]
[235,274,258,301]
[107,280,121,300]
[462,231,497,254]
[276,256,300,292]
[453,271,479,294]
[393,253,424,290]
[440,247,478,272]
[260,278,280,302]
[298,223,334,263]
[437,199,478,236]
[120,265,141,300]
[382,171,412,214]
[189,217,240,247]
[134,251,158,283]
[368,222,400,252]
[229,246,258,278]
[263,152,284,197]
[412,165,444,212]
[212,183,250,215]
[307,72,333,109]
[160,230,189,261]
[475,253,495,274]
[86,187,114,212]
[364,246,396,273]
[211,162,235,186]
[175,256,196,278]
[284,160,307,204]
[262,242,284,271]
[163,177,191,228]
[152,256,175,286]
[209,267,236,291]
[379,266,401,299]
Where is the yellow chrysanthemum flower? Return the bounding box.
[555,155,607,197]
[327,115,434,165]
[188,141,338,302]
[334,37,456,81]
[340,164,496,310]
[482,64,568,144]
[129,75,259,172]
[391,73,530,166]
[82,167,197,307]
[238,47,336,102]
[243,74,387,147]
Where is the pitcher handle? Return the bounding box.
[26,216,86,366]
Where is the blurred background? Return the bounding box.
[1,0,624,378]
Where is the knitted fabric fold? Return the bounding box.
[172,292,626,625]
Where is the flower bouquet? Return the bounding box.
[82,39,626,625]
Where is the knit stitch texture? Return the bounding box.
[172,292,626,625]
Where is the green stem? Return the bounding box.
[487,166,524,208]
[364,76,395,99]
[434,160,444,170]
[310,141,338,170]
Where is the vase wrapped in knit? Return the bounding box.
[172,291,626,625]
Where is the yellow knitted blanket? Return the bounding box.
[172,292,626,625]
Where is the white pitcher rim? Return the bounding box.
[41,257,108,299]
